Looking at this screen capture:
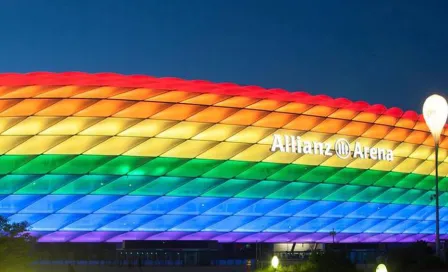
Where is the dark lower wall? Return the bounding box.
[33,265,247,272]
[33,242,265,261]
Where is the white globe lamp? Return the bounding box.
[376,263,388,272]
[271,255,279,270]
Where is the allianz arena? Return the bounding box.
[0,72,447,244]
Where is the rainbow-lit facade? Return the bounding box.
[0,72,448,243]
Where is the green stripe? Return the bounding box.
[3,174,448,207]
[0,154,443,192]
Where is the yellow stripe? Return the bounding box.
[0,134,444,176]
[0,116,445,162]
[46,118,448,161]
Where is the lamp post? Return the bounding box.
[423,94,448,259]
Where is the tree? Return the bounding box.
[386,241,446,272]
[308,250,358,272]
[0,216,37,272]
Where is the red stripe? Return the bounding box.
[0,72,430,122]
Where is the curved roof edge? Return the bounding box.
[0,71,427,122]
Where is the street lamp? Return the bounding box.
[271,255,279,271]
[423,94,448,259]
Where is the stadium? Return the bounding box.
[0,72,446,246]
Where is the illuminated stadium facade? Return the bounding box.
[0,72,447,244]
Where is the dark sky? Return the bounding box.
[1,0,447,112]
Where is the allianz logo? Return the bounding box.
[270,134,394,162]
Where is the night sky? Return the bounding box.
[1,0,447,112]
